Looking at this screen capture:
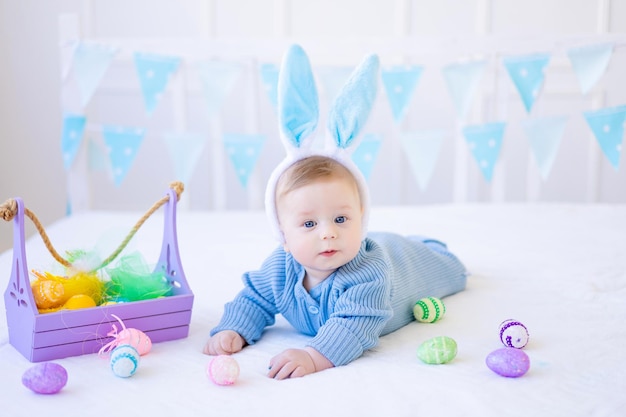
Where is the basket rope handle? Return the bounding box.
[0,181,184,272]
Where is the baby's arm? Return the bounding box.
[203,330,246,355]
[267,347,333,380]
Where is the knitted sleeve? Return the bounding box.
[209,247,285,344]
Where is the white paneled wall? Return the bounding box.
[1,0,625,251]
[61,0,626,213]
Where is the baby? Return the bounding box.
[203,155,468,379]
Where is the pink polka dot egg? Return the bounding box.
[207,355,240,386]
[499,319,529,349]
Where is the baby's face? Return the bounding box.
[277,176,363,282]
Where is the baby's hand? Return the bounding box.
[203,330,245,355]
[268,348,316,379]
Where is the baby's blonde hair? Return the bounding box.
[276,155,362,205]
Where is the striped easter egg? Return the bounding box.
[417,336,457,364]
[413,297,446,323]
[499,319,529,348]
[110,344,140,378]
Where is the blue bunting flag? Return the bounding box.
[61,114,87,169]
[223,133,267,187]
[197,60,243,115]
[133,53,181,115]
[567,43,614,95]
[462,122,507,182]
[442,60,487,120]
[400,129,446,190]
[583,105,626,170]
[259,63,279,109]
[521,116,568,179]
[381,66,423,123]
[73,42,118,107]
[162,132,206,184]
[102,126,146,186]
[503,53,550,113]
[351,133,383,180]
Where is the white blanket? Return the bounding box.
[1,204,625,416]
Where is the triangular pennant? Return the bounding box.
[133,53,181,115]
[60,40,78,81]
[88,138,107,172]
[259,63,279,109]
[441,60,487,120]
[197,60,243,115]
[521,116,568,180]
[351,133,383,180]
[72,42,118,107]
[162,132,206,184]
[223,133,266,187]
[381,66,423,123]
[567,43,614,95]
[462,122,506,182]
[318,66,354,102]
[61,114,87,170]
[583,105,626,170]
[503,53,550,113]
[399,129,446,190]
[102,126,146,186]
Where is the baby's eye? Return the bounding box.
[303,220,316,228]
[335,216,347,224]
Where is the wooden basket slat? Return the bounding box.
[31,309,192,348]
[32,294,193,331]
[29,325,191,362]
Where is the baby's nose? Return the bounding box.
[320,224,337,240]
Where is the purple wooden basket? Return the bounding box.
[4,188,194,362]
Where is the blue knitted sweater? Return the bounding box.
[210,232,467,366]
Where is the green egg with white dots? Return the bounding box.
[417,336,457,364]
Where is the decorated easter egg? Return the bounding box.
[32,280,65,309]
[413,297,446,323]
[417,336,457,364]
[22,362,68,394]
[110,344,140,378]
[486,347,530,377]
[499,319,529,348]
[63,294,97,310]
[117,328,152,356]
[207,355,240,386]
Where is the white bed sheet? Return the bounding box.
[1,204,625,417]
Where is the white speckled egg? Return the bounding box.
[207,355,240,386]
[22,362,68,394]
[417,336,457,364]
[486,347,530,377]
[110,344,140,378]
[413,297,446,323]
[499,319,529,348]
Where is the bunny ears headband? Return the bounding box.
[264,44,380,243]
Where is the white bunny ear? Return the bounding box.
[327,54,380,151]
[278,44,319,151]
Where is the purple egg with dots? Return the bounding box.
[499,319,529,348]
